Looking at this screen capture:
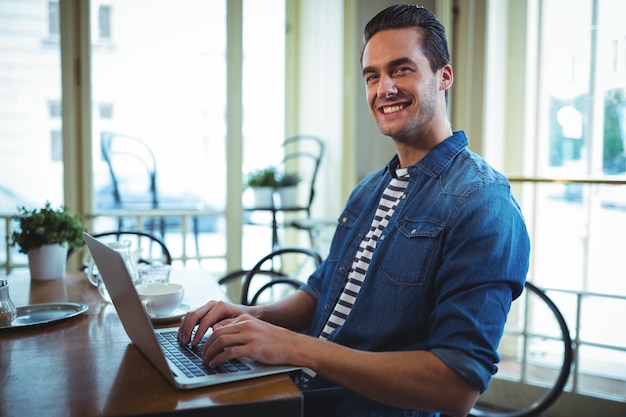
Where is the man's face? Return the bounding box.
[361,28,447,142]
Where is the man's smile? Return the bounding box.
[380,102,410,114]
[382,104,404,114]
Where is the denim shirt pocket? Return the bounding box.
[336,207,357,229]
[325,206,358,260]
[380,218,444,286]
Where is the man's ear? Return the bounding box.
[440,64,454,91]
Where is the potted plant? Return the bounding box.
[245,167,278,207]
[11,202,85,280]
[275,172,301,208]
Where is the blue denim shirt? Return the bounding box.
[299,131,530,417]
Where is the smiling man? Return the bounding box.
[179,5,530,417]
[362,25,453,165]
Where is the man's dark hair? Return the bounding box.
[361,4,450,72]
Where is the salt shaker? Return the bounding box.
[0,279,17,326]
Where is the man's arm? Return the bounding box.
[300,339,480,417]
[249,289,316,331]
[202,315,479,417]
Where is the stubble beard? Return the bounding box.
[388,76,442,145]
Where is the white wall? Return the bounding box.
[290,0,346,220]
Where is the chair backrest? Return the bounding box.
[468,281,573,417]
[243,246,322,306]
[273,135,324,215]
[100,132,158,210]
[228,247,322,306]
[71,231,172,268]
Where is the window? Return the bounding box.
[90,0,229,268]
[0,0,64,210]
[241,0,286,263]
[533,0,626,401]
[499,0,626,407]
[89,0,286,272]
[540,0,626,178]
[1,0,287,275]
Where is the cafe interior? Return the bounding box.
[1,0,626,416]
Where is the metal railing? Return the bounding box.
[507,175,626,185]
[506,175,626,404]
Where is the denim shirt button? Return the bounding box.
[411,229,417,235]
[341,217,348,223]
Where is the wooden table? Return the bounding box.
[0,268,302,417]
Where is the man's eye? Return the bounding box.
[365,74,379,84]
[394,67,411,75]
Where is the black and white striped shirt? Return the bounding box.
[302,167,409,379]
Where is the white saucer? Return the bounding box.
[149,303,191,324]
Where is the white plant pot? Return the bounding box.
[28,243,68,280]
[276,186,298,208]
[252,187,274,208]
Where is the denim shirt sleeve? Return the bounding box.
[428,180,530,392]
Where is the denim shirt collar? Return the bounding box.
[384,130,469,178]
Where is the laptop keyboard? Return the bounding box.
[157,330,251,378]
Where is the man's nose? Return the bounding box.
[377,75,398,98]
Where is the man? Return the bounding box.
[178,5,530,417]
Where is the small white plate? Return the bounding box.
[149,303,191,324]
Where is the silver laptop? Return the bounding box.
[83,232,300,389]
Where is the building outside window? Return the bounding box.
[98,4,111,40]
[47,0,59,38]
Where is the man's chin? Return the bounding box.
[378,125,404,140]
[376,122,396,136]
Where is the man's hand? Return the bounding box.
[201,313,298,367]
[177,300,249,346]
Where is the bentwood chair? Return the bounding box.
[219,247,322,306]
[69,230,172,270]
[100,132,161,233]
[100,132,201,254]
[274,135,325,216]
[468,281,574,417]
[245,135,325,250]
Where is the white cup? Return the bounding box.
[136,283,184,317]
